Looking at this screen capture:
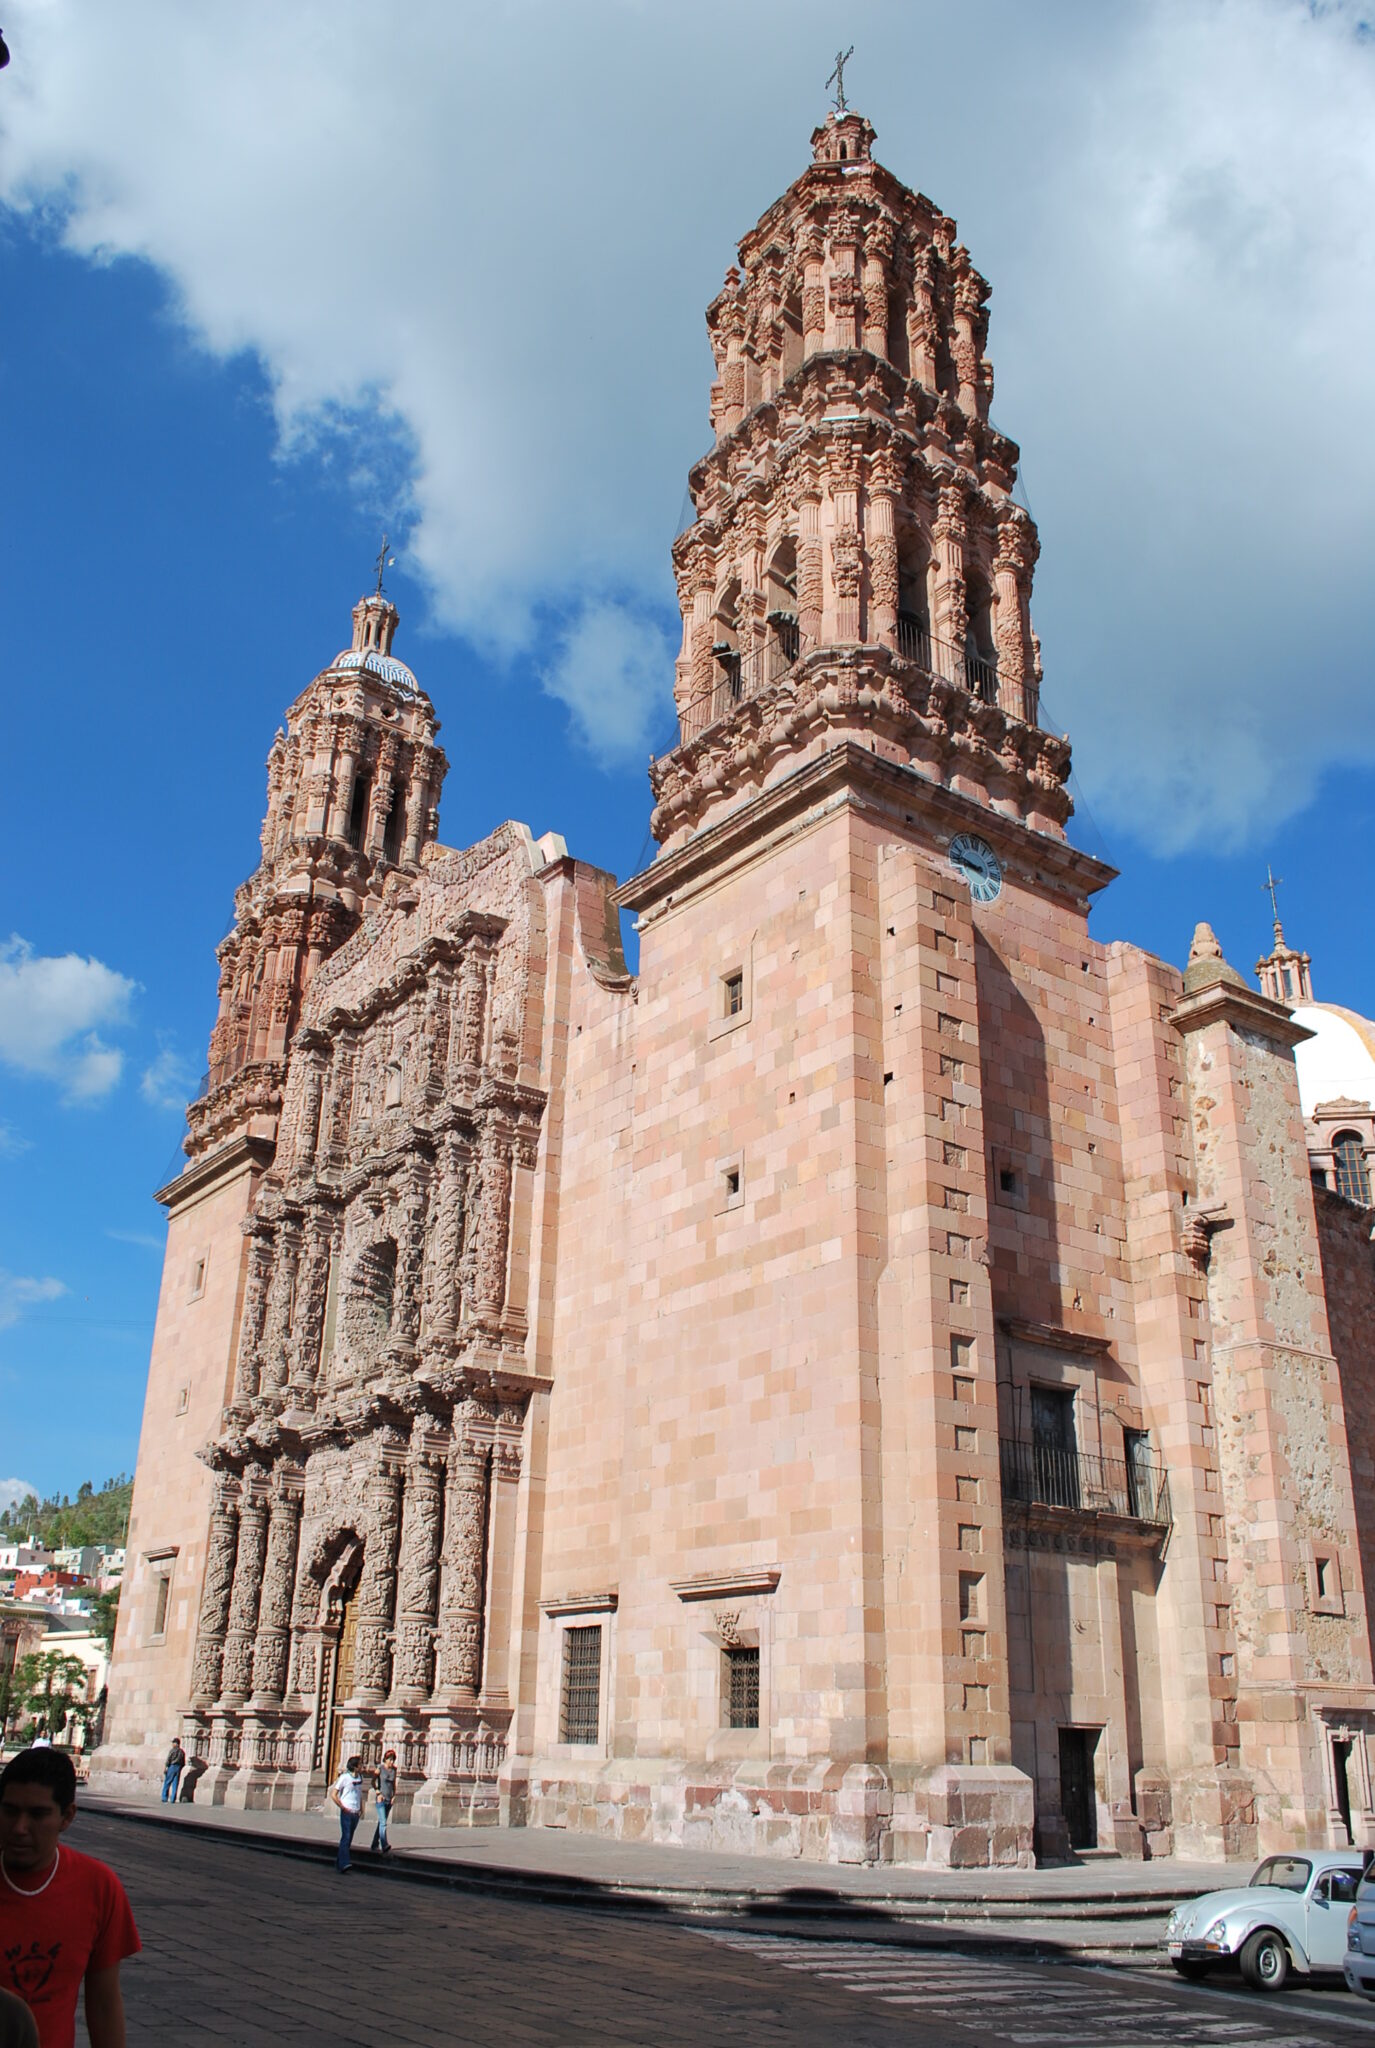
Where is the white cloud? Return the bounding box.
[105,1227,165,1252]
[0,1,1372,844]
[541,603,676,765]
[140,1043,194,1112]
[0,1273,67,1332]
[0,937,136,1102]
[0,1478,40,1516]
[0,1123,29,1158]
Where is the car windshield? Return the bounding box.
[1250,1857,1311,1892]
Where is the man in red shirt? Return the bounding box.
[0,1749,140,2048]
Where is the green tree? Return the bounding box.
[90,1586,120,1649]
[14,1651,92,1744]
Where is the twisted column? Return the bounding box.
[392,1437,445,1702]
[219,1473,271,1705]
[249,1475,303,1705]
[352,1455,404,1701]
[189,1476,240,1706]
[435,1424,490,1702]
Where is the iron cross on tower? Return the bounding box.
[827,45,854,113]
[1262,862,1284,925]
[373,534,395,598]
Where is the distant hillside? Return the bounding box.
[0,1475,132,1549]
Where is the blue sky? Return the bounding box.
[1,0,1373,1502]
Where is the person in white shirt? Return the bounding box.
[329,1756,366,1873]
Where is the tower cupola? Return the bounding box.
[648,109,1071,855]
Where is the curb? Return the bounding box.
[82,1800,1173,1967]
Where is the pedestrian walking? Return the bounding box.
[329,1755,366,1872]
[370,1749,397,1855]
[0,1746,141,2048]
[160,1737,186,1804]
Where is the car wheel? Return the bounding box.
[1171,1959,1210,1981]
[1240,1929,1289,1992]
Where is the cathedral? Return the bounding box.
[93,107,1375,1868]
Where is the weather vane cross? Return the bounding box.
[827,45,854,113]
[373,534,395,598]
[1262,862,1284,925]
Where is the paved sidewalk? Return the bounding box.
[84,1792,1239,1961]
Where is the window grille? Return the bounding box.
[1333,1133,1371,1206]
[724,1644,760,1730]
[560,1625,601,1744]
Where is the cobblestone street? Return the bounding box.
[69,1811,1372,2046]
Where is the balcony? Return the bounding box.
[999,1436,1172,1534]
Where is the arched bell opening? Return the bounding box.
[764,539,799,681]
[964,571,998,703]
[896,523,932,669]
[710,576,744,717]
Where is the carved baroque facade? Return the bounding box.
[97,112,1375,1869]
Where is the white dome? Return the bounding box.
[333,648,422,698]
[1292,1004,1375,1117]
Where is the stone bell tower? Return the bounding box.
[188,593,448,1160]
[650,104,1069,854]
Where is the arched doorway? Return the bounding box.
[324,1572,361,1784]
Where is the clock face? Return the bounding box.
[949,832,1003,904]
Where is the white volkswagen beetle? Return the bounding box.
[1164,1851,1365,1991]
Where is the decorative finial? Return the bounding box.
[373,534,395,599]
[1262,861,1284,936]
[826,45,854,113]
[1189,922,1224,965]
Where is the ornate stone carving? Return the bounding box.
[352,1456,404,1700]
[189,1477,240,1705]
[393,1443,445,1700]
[219,1477,270,1703]
[233,1229,274,1404]
[252,1477,302,1703]
[435,1431,489,1699]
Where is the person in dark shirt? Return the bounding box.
[159,1740,185,1804]
[370,1750,397,1856]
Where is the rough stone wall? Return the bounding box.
[1315,1189,1375,1639]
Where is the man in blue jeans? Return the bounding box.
[329,1755,366,1871]
[160,1736,186,1803]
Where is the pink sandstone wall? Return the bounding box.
[94,1150,261,1788]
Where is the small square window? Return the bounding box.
[723,1644,759,1730]
[724,972,744,1018]
[560,1625,602,1744]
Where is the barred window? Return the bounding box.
[724,1644,759,1730]
[560,1625,601,1744]
[1333,1133,1371,1206]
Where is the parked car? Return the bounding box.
[1165,1851,1364,1991]
[1342,1856,1375,1999]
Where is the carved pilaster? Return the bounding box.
[250,1473,303,1705]
[219,1473,270,1705]
[233,1228,274,1404]
[451,946,489,1080]
[353,1452,404,1701]
[421,1139,467,1341]
[472,1131,514,1322]
[189,1475,240,1706]
[287,1223,332,1398]
[259,1224,301,1398]
[393,1438,445,1702]
[933,477,968,685]
[435,1424,489,1701]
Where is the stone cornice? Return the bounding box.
[1171,978,1314,1050]
[156,1131,275,1212]
[997,1318,1115,1358]
[671,1567,782,1601]
[622,741,1114,922]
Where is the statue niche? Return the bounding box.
[337,1234,397,1378]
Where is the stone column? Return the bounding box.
[933,478,969,686]
[952,264,983,418]
[392,1437,445,1703]
[867,455,901,649]
[323,1038,355,1169]
[259,1224,301,1398]
[993,512,1036,723]
[391,1176,427,1356]
[232,1227,274,1404]
[402,765,429,865]
[366,737,400,855]
[472,1131,514,1325]
[861,224,891,357]
[479,1437,523,1710]
[295,1049,326,1172]
[219,1473,271,1705]
[450,948,490,1083]
[906,246,938,391]
[352,1453,405,1703]
[287,1222,332,1399]
[800,232,826,358]
[826,439,862,646]
[326,737,357,843]
[797,493,823,653]
[421,1138,467,1342]
[435,1424,490,1702]
[189,1476,241,1706]
[249,1474,303,1706]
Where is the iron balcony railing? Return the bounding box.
[999,1436,1172,1529]
[671,617,1000,751]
